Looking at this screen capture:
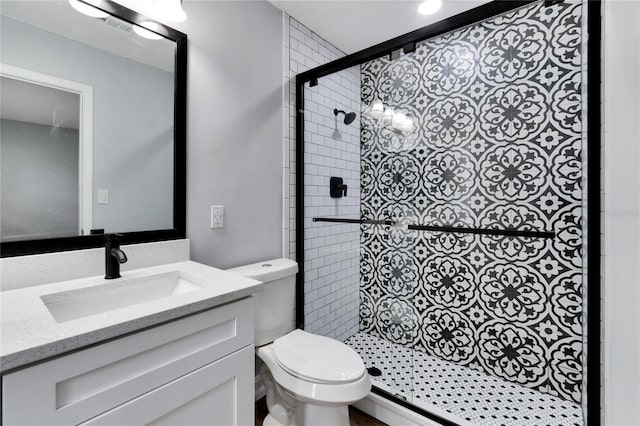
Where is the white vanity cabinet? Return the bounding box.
[2,297,255,426]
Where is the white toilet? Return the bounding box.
[227,258,371,426]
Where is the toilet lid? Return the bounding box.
[273,329,365,384]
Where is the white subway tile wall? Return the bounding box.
[284,16,361,341]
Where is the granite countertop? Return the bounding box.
[0,261,262,373]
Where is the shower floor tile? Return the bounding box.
[345,332,583,426]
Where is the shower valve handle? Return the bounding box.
[330,177,348,198]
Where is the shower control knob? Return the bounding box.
[330,177,348,198]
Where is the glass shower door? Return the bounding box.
[359,56,422,402]
[298,1,587,423]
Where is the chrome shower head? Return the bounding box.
[334,108,357,125]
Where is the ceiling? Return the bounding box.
[1,77,80,130]
[269,0,491,54]
[2,0,491,74]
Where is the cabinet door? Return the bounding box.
[80,345,254,426]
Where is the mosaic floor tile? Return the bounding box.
[345,332,583,426]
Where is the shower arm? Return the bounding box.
[334,108,357,125]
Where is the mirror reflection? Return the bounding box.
[0,1,177,242]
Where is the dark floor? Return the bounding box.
[255,397,387,426]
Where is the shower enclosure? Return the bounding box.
[294,1,600,425]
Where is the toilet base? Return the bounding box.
[294,403,350,426]
[262,413,286,426]
[259,362,353,426]
[261,404,350,426]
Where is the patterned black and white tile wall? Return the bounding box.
[358,1,584,403]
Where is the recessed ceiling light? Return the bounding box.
[133,22,163,40]
[418,0,443,15]
[68,0,108,18]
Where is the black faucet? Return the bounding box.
[105,233,128,279]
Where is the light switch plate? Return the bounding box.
[98,189,109,204]
[210,205,224,228]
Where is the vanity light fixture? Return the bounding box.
[381,106,394,126]
[368,103,414,132]
[362,100,418,151]
[370,100,384,120]
[417,0,442,15]
[133,21,164,40]
[68,0,108,18]
[152,0,187,22]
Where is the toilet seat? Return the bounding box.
[257,334,371,406]
[273,330,365,384]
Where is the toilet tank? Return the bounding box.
[227,258,298,346]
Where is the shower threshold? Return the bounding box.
[345,332,583,426]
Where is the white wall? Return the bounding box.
[603,1,640,425]
[167,1,284,269]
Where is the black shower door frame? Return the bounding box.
[294,1,602,425]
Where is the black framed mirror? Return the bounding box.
[0,0,186,257]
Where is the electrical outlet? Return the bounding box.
[210,205,224,228]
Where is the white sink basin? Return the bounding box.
[41,271,203,323]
